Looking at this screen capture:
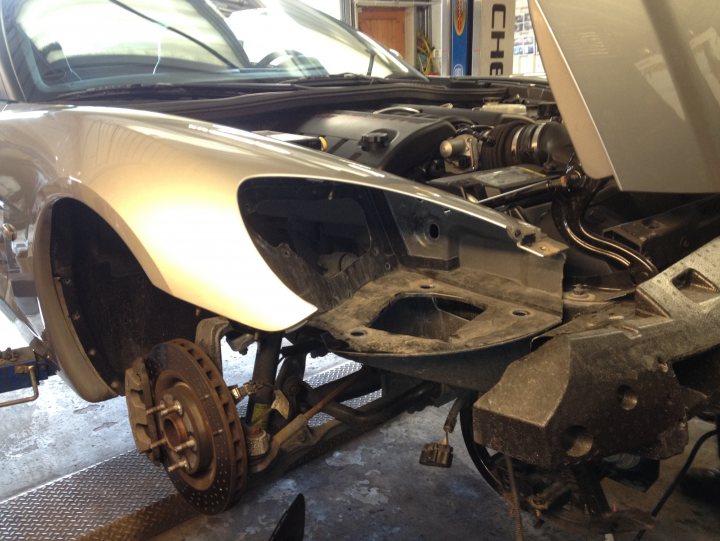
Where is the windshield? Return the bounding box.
[226,0,410,79]
[1,0,422,101]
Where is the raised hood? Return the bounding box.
[529,0,720,193]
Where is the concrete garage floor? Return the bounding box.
[0,316,718,541]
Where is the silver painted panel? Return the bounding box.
[532,0,720,193]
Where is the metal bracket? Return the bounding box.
[0,365,39,408]
[194,317,232,370]
[0,346,36,366]
[270,390,291,419]
[0,345,53,408]
[229,381,263,403]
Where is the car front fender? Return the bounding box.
[3,104,563,334]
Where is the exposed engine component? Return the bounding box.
[551,174,659,283]
[269,102,720,296]
[428,166,556,206]
[439,133,480,174]
[274,104,569,180]
[280,109,456,177]
[273,103,572,186]
[440,120,573,174]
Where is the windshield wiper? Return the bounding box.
[366,51,375,76]
[51,73,426,102]
[107,0,244,70]
[52,81,295,101]
[279,73,406,86]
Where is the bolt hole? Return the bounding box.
[427,223,440,240]
[512,309,529,317]
[561,425,593,458]
[617,385,638,410]
[419,284,434,290]
[350,329,367,337]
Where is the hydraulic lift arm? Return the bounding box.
[0,342,55,408]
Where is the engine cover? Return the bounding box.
[287,110,455,176]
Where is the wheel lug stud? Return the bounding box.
[173,437,196,453]
[145,401,166,415]
[167,458,189,473]
[159,400,183,417]
[148,437,168,451]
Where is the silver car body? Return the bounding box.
[0,103,561,400]
[1,0,719,528]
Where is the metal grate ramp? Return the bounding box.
[0,450,190,541]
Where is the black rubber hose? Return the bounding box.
[633,428,718,541]
[480,121,527,170]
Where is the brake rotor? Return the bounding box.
[145,338,247,514]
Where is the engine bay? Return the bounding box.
[241,90,720,285]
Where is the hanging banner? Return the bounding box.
[450,0,472,76]
[471,0,516,76]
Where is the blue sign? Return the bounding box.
[451,0,472,76]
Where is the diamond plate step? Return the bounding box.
[0,451,190,541]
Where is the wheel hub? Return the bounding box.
[140,338,248,514]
